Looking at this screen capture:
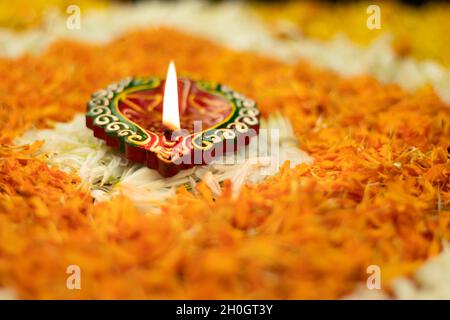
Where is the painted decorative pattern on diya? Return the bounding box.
[86,76,260,177]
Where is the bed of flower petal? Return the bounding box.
[256,1,450,66]
[2,0,450,67]
[0,28,449,299]
[0,0,107,30]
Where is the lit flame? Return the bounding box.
[162,61,180,131]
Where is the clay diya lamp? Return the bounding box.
[86,62,260,177]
